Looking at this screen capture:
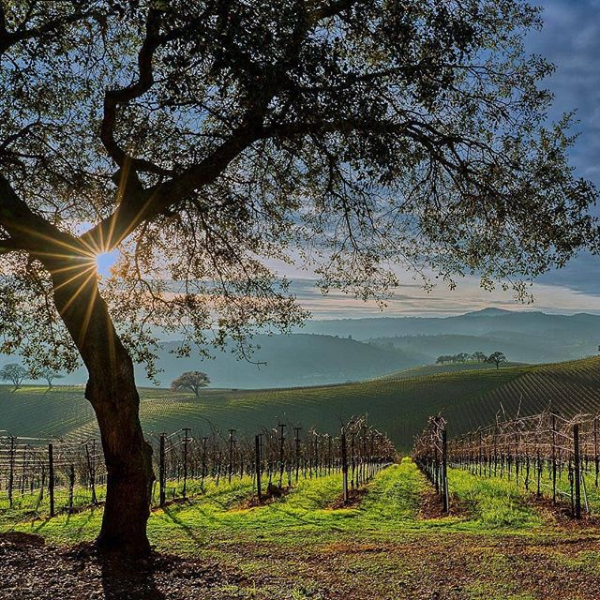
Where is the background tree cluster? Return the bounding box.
[0,363,62,391]
[436,351,506,368]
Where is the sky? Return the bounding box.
[289,0,600,320]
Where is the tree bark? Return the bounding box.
[49,258,154,556]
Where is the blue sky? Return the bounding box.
[291,0,600,319]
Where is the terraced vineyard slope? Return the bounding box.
[2,357,600,448]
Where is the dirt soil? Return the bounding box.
[0,533,249,600]
[5,529,600,600]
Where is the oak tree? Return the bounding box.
[170,371,210,397]
[486,351,507,369]
[0,0,597,555]
[0,363,28,390]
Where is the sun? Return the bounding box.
[95,250,118,276]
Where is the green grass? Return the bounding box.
[4,459,600,599]
[447,468,543,530]
[4,356,600,449]
[0,459,554,547]
[7,459,600,598]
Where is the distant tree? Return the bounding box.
[472,352,487,363]
[170,372,211,397]
[456,352,470,363]
[41,369,63,390]
[436,355,451,365]
[0,364,29,391]
[486,352,507,370]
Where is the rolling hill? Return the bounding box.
[1,334,425,389]
[3,357,600,449]
[302,309,600,364]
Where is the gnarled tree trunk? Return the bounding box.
[50,259,154,556]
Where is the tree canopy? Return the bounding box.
[486,351,507,369]
[171,371,211,397]
[0,363,28,390]
[0,0,597,378]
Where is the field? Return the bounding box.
[3,357,600,449]
[4,359,600,598]
[4,459,600,599]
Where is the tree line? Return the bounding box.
[435,352,507,369]
[0,364,62,391]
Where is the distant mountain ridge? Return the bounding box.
[298,309,600,340]
[2,309,599,388]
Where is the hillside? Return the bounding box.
[1,334,424,389]
[140,334,425,388]
[302,309,600,363]
[3,357,600,448]
[4,310,600,388]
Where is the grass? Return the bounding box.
[4,356,600,449]
[0,459,570,547]
[4,459,600,599]
[447,467,543,530]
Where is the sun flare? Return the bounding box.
[95,251,118,276]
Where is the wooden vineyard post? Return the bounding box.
[255,434,262,502]
[201,437,208,491]
[536,449,542,498]
[48,443,55,518]
[442,428,449,513]
[294,427,301,483]
[228,429,235,485]
[341,428,349,505]
[350,432,355,489]
[278,424,285,488]
[478,430,483,477]
[8,436,15,508]
[159,433,166,508]
[574,424,582,519]
[68,464,75,513]
[314,433,319,478]
[595,417,599,489]
[39,464,45,502]
[552,414,557,504]
[182,428,190,498]
[493,424,498,477]
[433,435,440,494]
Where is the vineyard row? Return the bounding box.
[413,411,600,518]
[0,417,395,516]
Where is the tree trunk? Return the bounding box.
[49,258,154,556]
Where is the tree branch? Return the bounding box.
[0,3,100,54]
[0,173,82,260]
[309,0,362,22]
[100,6,172,177]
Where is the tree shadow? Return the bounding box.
[100,553,166,600]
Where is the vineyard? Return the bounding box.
[5,356,600,450]
[5,358,600,598]
[0,418,394,520]
[414,410,600,520]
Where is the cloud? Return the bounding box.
[525,0,600,183]
[288,277,600,319]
